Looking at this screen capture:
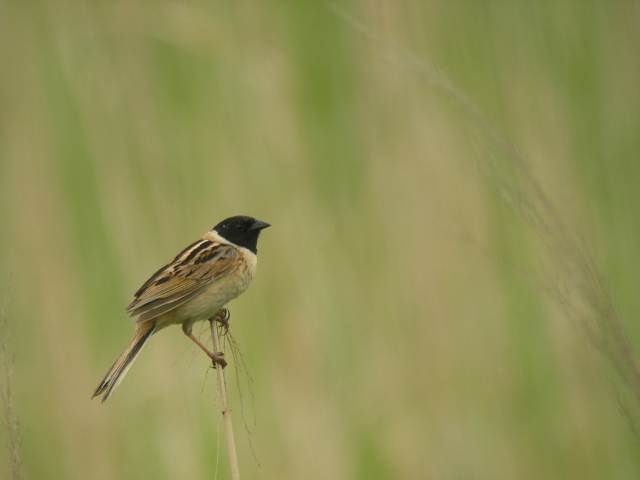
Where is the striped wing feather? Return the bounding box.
[127,240,239,324]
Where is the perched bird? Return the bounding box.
[93,215,270,402]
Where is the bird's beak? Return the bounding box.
[251,219,271,231]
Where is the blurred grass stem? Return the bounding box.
[1,294,22,480]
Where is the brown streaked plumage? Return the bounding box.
[92,216,270,402]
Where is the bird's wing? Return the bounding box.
[126,238,240,324]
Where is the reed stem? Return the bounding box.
[210,317,240,480]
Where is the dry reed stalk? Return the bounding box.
[210,314,240,480]
[1,294,22,480]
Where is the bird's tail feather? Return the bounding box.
[92,323,156,402]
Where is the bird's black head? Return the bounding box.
[213,215,270,254]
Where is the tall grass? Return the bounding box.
[1,1,640,479]
[1,291,22,480]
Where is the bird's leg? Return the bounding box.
[182,323,227,368]
[212,308,230,336]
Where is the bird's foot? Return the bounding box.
[212,308,230,335]
[210,351,227,369]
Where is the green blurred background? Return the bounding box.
[2,1,640,479]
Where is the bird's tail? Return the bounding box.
[92,323,156,402]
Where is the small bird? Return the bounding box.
[93,215,270,402]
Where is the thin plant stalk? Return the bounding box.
[1,292,22,480]
[210,319,240,480]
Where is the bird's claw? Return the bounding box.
[212,308,230,335]
[210,351,227,369]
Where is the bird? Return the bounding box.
[92,215,270,402]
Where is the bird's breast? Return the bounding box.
[171,247,257,323]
